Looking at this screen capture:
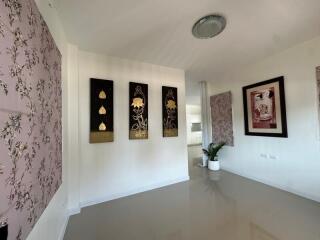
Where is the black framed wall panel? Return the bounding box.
[129,82,148,139]
[162,86,178,137]
[90,78,114,143]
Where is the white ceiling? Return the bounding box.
[55,0,320,82]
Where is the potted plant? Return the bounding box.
[202,142,225,171]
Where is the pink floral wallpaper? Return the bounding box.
[0,0,62,239]
[210,91,234,146]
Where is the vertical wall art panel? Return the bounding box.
[0,1,62,240]
[90,79,114,143]
[129,82,148,139]
[210,91,234,146]
[162,86,178,137]
[317,67,320,140]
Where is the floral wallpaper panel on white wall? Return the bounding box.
[210,91,234,146]
[0,0,62,239]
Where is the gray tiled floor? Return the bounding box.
[64,154,320,240]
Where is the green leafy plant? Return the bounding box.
[202,142,225,161]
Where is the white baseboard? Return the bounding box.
[78,175,190,211]
[57,207,81,239]
[58,213,70,240]
[221,166,320,203]
[68,207,81,216]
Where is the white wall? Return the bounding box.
[26,2,190,239]
[186,105,202,145]
[209,36,320,202]
[66,44,80,214]
[28,0,69,239]
[76,50,189,207]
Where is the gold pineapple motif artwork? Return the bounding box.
[99,106,107,115]
[99,90,107,99]
[131,97,144,108]
[166,100,177,110]
[99,122,107,131]
[90,79,114,143]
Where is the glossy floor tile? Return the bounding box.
[64,164,320,240]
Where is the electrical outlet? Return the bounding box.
[269,155,277,160]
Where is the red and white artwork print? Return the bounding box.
[250,87,277,129]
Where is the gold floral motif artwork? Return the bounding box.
[163,87,178,137]
[166,100,177,110]
[131,97,144,108]
[99,106,107,115]
[129,83,148,139]
[129,130,148,139]
[99,90,107,99]
[99,122,107,131]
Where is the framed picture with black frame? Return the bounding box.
[242,76,288,138]
[90,78,114,143]
[129,82,148,140]
[162,86,178,137]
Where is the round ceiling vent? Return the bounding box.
[192,14,226,39]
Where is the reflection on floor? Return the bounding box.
[187,145,203,178]
[64,161,320,240]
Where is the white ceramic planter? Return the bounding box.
[208,160,220,171]
[202,154,208,167]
